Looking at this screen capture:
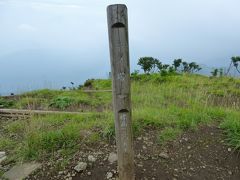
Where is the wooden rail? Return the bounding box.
[0,109,91,116]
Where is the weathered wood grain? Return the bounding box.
[107,4,135,180]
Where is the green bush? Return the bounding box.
[0,98,14,108]
[49,96,74,110]
[83,79,95,88]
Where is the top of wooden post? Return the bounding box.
[107,4,128,29]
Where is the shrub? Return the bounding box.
[50,96,74,110]
[0,98,14,108]
[83,79,95,88]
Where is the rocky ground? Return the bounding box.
[19,124,240,180]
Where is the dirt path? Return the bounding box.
[27,124,240,180]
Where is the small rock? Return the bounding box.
[0,156,7,164]
[143,137,148,141]
[74,162,87,172]
[87,172,92,176]
[3,162,41,180]
[112,169,117,174]
[187,146,191,150]
[0,152,6,158]
[88,155,96,162]
[106,172,113,179]
[228,148,232,152]
[71,172,76,177]
[108,153,118,164]
[159,152,169,159]
[58,171,64,175]
[228,170,233,175]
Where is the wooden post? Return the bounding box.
[107,4,135,180]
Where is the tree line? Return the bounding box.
[136,57,201,75]
[136,56,240,77]
[211,56,240,77]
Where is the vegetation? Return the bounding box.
[0,81,112,111]
[0,98,13,108]
[226,56,240,75]
[1,73,240,166]
[137,57,201,75]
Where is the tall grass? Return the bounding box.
[1,74,240,163]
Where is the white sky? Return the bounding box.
[0,0,240,94]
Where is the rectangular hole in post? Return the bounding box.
[112,22,125,28]
[118,109,129,128]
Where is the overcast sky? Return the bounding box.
[0,0,240,94]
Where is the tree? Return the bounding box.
[182,61,190,73]
[182,61,201,73]
[173,59,182,71]
[156,61,163,72]
[219,68,224,77]
[226,56,240,75]
[211,68,219,77]
[231,56,240,74]
[189,62,202,73]
[137,57,159,74]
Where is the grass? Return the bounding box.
[158,127,182,144]
[220,111,240,149]
[2,83,112,111]
[0,73,240,167]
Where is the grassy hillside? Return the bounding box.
[0,79,112,111]
[0,73,240,166]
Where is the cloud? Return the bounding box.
[18,24,37,32]
[31,2,82,10]
[0,1,6,5]
[0,1,83,10]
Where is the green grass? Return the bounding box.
[1,73,240,166]
[158,127,182,144]
[5,87,112,111]
[220,111,240,150]
[0,97,14,108]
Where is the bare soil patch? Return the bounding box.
[26,124,240,180]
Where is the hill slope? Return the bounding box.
[0,74,240,179]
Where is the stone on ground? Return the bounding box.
[0,152,6,164]
[108,152,117,164]
[3,162,41,180]
[106,172,113,179]
[159,152,169,159]
[0,152,6,158]
[74,162,87,172]
[88,155,96,162]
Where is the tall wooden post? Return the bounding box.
[107,4,135,180]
